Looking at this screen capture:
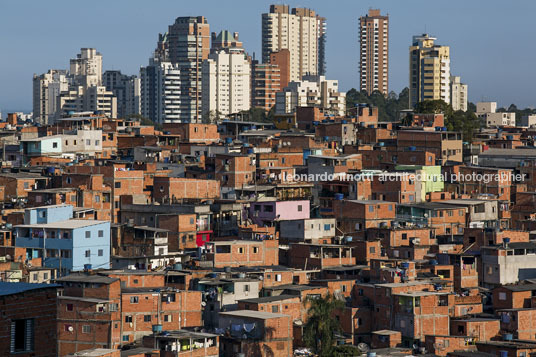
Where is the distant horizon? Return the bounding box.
[1,0,535,111]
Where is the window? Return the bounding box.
[369,247,376,254]
[297,205,303,212]
[98,249,103,257]
[11,319,34,352]
[272,305,279,313]
[164,315,172,322]
[238,247,244,254]
[95,140,100,146]
[499,292,506,301]
[98,230,104,237]
[66,304,73,311]
[86,139,91,145]
[115,182,121,189]
[253,247,259,253]
[32,273,38,281]
[125,316,132,323]
[144,315,151,322]
[95,195,100,203]
[244,284,250,292]
[402,233,408,240]
[130,296,139,304]
[85,231,91,238]
[82,325,91,334]
[109,303,118,312]
[122,335,129,342]
[276,274,282,282]
[369,205,374,212]
[43,273,48,280]
[85,250,90,258]
[24,182,29,189]
[53,142,58,148]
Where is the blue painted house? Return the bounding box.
[15,204,110,275]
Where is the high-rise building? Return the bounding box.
[103,70,141,119]
[275,75,346,116]
[251,61,281,112]
[211,30,243,52]
[140,60,182,124]
[409,34,450,108]
[359,9,389,96]
[262,5,326,81]
[32,70,70,124]
[69,48,103,87]
[202,48,251,120]
[57,85,117,118]
[450,76,468,112]
[163,16,211,122]
[269,49,291,90]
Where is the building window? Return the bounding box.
[238,247,244,254]
[276,274,282,282]
[98,230,104,237]
[115,182,121,189]
[109,303,118,312]
[95,195,100,203]
[125,316,132,323]
[164,315,172,322]
[144,315,151,322]
[122,335,129,342]
[499,292,506,300]
[272,305,279,313]
[53,142,58,148]
[82,325,91,334]
[98,249,103,256]
[85,231,91,238]
[369,247,376,254]
[10,319,34,353]
[244,284,250,292]
[297,205,303,212]
[85,250,90,258]
[130,296,139,304]
[86,139,91,145]
[253,247,259,253]
[24,182,29,189]
[66,304,73,311]
[369,205,374,212]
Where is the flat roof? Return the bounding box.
[69,349,118,357]
[55,274,118,285]
[59,296,111,304]
[238,294,298,304]
[0,282,60,296]
[219,309,289,319]
[16,219,108,230]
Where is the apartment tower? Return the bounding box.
[165,16,210,122]
[262,5,326,81]
[359,9,389,96]
[409,34,450,107]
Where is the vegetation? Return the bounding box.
[346,88,410,122]
[331,344,364,356]
[303,293,346,356]
[126,114,162,130]
[414,99,482,142]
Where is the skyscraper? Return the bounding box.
[163,16,211,123]
[32,69,70,124]
[262,5,326,82]
[202,32,251,120]
[409,34,450,108]
[103,70,141,119]
[359,9,389,96]
[69,48,103,87]
[140,59,182,124]
[449,76,468,112]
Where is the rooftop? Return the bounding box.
[219,309,289,319]
[0,282,60,296]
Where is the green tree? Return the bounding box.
[303,293,345,356]
[331,345,363,356]
[346,87,411,122]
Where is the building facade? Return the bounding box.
[202,49,251,120]
[103,70,141,119]
[262,5,326,81]
[359,9,389,96]
[409,34,450,107]
[140,60,181,124]
[450,76,468,111]
[275,75,346,116]
[32,70,70,125]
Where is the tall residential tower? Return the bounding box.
[262,5,326,81]
[409,34,450,107]
[359,9,389,96]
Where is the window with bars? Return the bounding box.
[10,319,34,353]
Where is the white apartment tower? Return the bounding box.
[450,76,468,112]
[262,5,326,81]
[140,60,182,124]
[275,75,346,116]
[32,70,70,124]
[202,49,251,120]
[70,48,103,87]
[359,9,389,96]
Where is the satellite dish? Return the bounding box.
[357,343,369,352]
[68,326,74,332]
[201,301,206,307]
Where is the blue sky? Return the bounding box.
[1,0,535,112]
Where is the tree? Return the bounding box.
[331,345,363,356]
[303,293,345,356]
[346,87,411,122]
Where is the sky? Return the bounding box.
[1,0,535,113]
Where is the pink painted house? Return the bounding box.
[250,199,310,226]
